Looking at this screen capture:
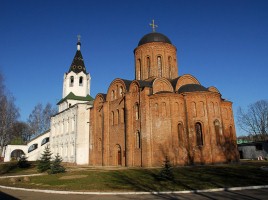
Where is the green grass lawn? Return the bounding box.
[1,161,268,192]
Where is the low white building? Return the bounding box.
[3,131,50,162]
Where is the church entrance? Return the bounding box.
[116,144,122,166]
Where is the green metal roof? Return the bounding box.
[57,92,94,105]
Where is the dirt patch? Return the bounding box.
[59,175,88,180]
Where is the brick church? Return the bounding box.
[90,24,239,167]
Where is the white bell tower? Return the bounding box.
[58,36,92,112]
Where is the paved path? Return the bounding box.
[1,187,268,200]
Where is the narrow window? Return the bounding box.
[137,59,141,80]
[178,123,184,144]
[119,86,123,97]
[111,90,115,100]
[79,76,83,86]
[111,111,114,125]
[147,57,150,78]
[135,103,139,120]
[70,76,74,87]
[136,131,141,149]
[168,56,172,78]
[69,103,72,108]
[195,122,203,146]
[121,108,124,123]
[117,109,119,125]
[214,120,221,145]
[157,56,162,77]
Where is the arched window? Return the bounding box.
[135,103,139,120]
[121,108,124,123]
[41,137,50,146]
[214,120,221,145]
[136,131,141,149]
[157,56,162,77]
[119,86,123,97]
[147,57,150,78]
[111,90,115,100]
[116,144,122,166]
[111,111,114,125]
[195,122,203,146]
[137,59,141,80]
[178,123,184,144]
[117,109,119,125]
[70,76,74,87]
[69,103,72,108]
[79,76,83,86]
[168,56,172,78]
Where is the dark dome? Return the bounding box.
[138,32,172,46]
[178,84,208,94]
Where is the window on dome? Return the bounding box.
[157,56,162,77]
[137,59,141,80]
[70,76,74,87]
[168,56,172,78]
[147,57,150,78]
[79,76,83,86]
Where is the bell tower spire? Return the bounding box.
[77,34,81,51]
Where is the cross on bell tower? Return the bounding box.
[149,20,158,32]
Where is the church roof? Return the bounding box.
[120,79,133,91]
[178,84,208,94]
[68,42,87,74]
[138,32,172,46]
[57,92,94,105]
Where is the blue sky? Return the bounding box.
[1,0,268,136]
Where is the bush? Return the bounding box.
[17,156,31,168]
[49,153,65,174]
[158,156,174,181]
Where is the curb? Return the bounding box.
[0,174,43,179]
[0,185,268,195]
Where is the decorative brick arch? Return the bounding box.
[152,77,174,94]
[107,78,131,101]
[175,74,200,91]
[93,93,106,107]
[208,86,220,93]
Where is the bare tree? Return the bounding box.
[237,100,268,141]
[27,103,56,138]
[0,72,20,154]
[9,121,30,144]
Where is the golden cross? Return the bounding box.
[149,20,158,32]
